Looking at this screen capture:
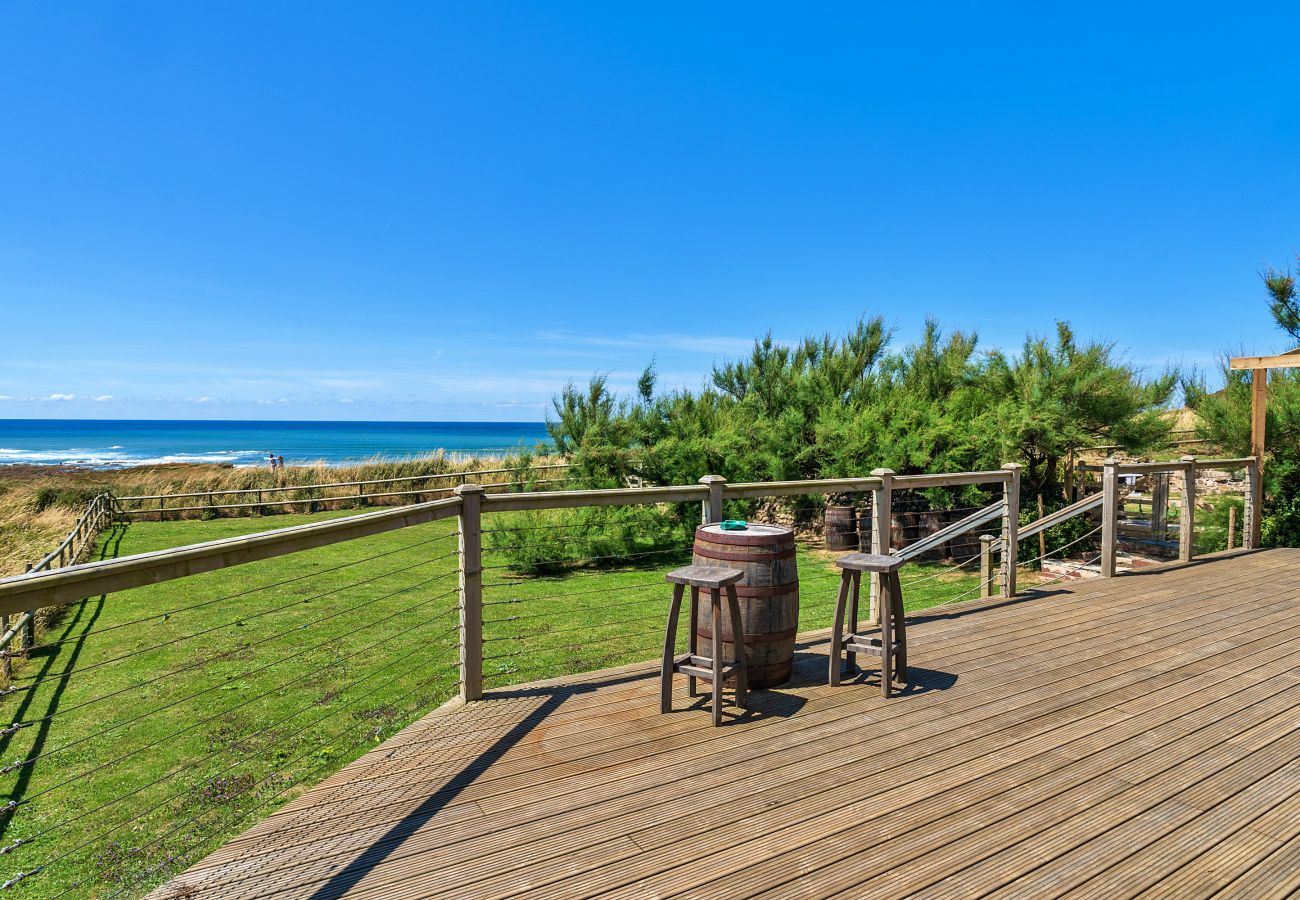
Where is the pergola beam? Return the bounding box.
[1228,347,1300,370]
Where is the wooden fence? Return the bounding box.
[113,463,570,520]
[1,491,115,676]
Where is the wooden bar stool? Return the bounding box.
[829,553,908,697]
[662,565,748,726]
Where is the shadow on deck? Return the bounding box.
[154,548,1300,899]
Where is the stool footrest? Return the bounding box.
[842,635,902,657]
[673,654,742,683]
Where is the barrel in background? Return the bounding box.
[824,505,860,550]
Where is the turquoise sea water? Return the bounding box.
[0,420,550,469]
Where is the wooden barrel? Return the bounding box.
[691,524,799,688]
[824,505,859,550]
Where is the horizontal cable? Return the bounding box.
[48,646,463,898]
[483,590,667,624]
[1029,553,1105,588]
[6,564,461,731]
[483,627,666,665]
[11,589,461,804]
[480,544,692,569]
[26,634,461,863]
[1018,525,1103,568]
[899,549,985,586]
[484,521,694,534]
[24,530,458,656]
[482,613,671,642]
[15,547,461,686]
[482,579,666,607]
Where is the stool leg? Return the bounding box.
[846,571,861,674]
[726,584,747,710]
[891,572,907,682]
[880,571,893,699]
[710,589,723,726]
[829,572,851,687]
[688,586,700,697]
[661,583,685,713]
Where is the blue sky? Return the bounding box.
[2,2,1298,421]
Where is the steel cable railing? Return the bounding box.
[0,520,464,896]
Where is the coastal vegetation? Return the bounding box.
[506,316,1181,572]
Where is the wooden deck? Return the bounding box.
[154,549,1300,899]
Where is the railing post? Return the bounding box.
[1000,464,1021,597]
[1250,368,1267,547]
[698,475,726,524]
[1101,458,1119,577]
[1245,456,1261,550]
[869,468,894,623]
[455,484,484,703]
[1150,472,1169,541]
[1179,455,1197,563]
[1,614,9,682]
[20,565,33,652]
[979,534,994,598]
[1227,504,1237,551]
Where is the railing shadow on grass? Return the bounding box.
[0,523,128,839]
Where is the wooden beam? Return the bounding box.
[1228,348,1300,370]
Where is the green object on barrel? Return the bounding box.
[720,520,748,530]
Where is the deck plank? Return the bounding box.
[151,548,1300,900]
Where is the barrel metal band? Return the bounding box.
[692,546,796,563]
[693,625,799,645]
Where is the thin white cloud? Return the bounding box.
[0,395,11,401]
[92,395,114,402]
[190,396,214,404]
[47,393,76,401]
[338,398,355,404]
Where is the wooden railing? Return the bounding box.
[0,466,1018,697]
[0,457,1261,702]
[1,492,116,676]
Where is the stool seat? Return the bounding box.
[834,552,906,574]
[665,565,745,588]
[661,565,748,725]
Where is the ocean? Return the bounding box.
[0,419,551,469]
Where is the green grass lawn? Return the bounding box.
[0,511,988,897]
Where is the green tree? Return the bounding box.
[1186,257,1300,545]
[977,323,1177,496]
